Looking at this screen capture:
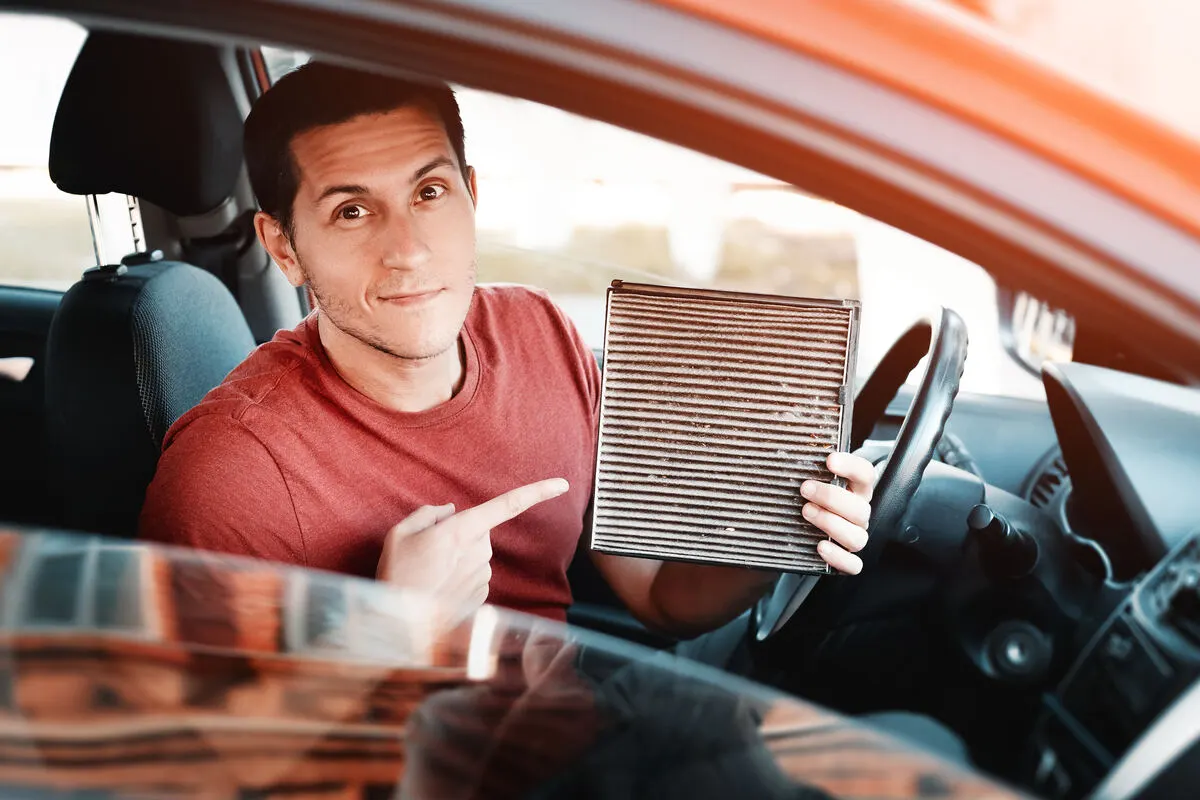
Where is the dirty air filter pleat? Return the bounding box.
[590,281,860,574]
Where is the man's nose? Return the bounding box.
[379,212,433,270]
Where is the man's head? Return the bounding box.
[245,62,478,361]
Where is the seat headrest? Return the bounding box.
[49,31,244,217]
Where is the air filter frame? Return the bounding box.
[589,281,861,575]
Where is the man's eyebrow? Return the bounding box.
[315,184,369,204]
[312,157,454,203]
[412,156,455,182]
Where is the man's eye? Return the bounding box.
[338,204,366,221]
[417,184,447,202]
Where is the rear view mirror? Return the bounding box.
[997,287,1075,376]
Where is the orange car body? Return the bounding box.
[663,0,1200,240]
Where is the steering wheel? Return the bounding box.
[753,308,969,642]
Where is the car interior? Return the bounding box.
[2,13,1199,800]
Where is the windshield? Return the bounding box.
[0,526,1017,799]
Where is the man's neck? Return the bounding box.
[316,314,466,413]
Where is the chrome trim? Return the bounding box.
[1090,677,1200,799]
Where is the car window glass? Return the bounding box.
[93,548,144,630]
[300,574,348,648]
[260,47,1047,400]
[26,550,83,624]
[0,15,96,291]
[5,535,148,634]
[0,526,1016,799]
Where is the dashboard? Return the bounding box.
[1042,362,1200,580]
[1027,530,1200,799]
[1020,362,1200,799]
[814,357,1200,798]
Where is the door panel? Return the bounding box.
[0,286,60,525]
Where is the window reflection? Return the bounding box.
[5,535,149,635]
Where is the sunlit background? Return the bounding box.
[4,2,1195,399]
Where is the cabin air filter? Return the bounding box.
[590,281,860,574]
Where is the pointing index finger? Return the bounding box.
[452,478,571,533]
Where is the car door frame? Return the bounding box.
[11,0,1200,382]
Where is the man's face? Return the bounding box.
[261,105,478,360]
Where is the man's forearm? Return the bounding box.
[647,561,778,638]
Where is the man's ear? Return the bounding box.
[466,166,478,208]
[254,211,305,288]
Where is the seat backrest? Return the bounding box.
[41,30,256,536]
[44,261,255,537]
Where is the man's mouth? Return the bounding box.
[377,288,443,306]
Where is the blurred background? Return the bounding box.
[4,2,1195,400]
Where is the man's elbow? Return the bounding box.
[635,595,733,641]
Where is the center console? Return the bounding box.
[1025,531,1200,799]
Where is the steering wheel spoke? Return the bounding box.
[755,573,821,641]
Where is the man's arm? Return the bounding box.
[139,414,307,565]
[589,452,875,638]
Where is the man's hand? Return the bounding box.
[377,478,570,627]
[802,451,876,575]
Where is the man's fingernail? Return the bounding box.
[800,481,815,498]
[551,478,570,494]
[802,503,818,521]
[827,451,844,470]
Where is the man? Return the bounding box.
[139,62,875,640]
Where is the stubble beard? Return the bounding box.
[302,257,477,363]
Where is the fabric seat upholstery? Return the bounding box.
[45,263,254,537]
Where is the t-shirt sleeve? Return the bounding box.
[540,291,602,424]
[138,413,307,565]
[583,331,601,422]
[578,331,601,425]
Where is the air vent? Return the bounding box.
[1029,453,1070,509]
[590,281,859,574]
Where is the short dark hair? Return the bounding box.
[244,61,468,237]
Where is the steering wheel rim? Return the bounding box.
[753,307,969,642]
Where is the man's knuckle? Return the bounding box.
[505,494,527,517]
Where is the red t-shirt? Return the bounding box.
[139,285,601,621]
